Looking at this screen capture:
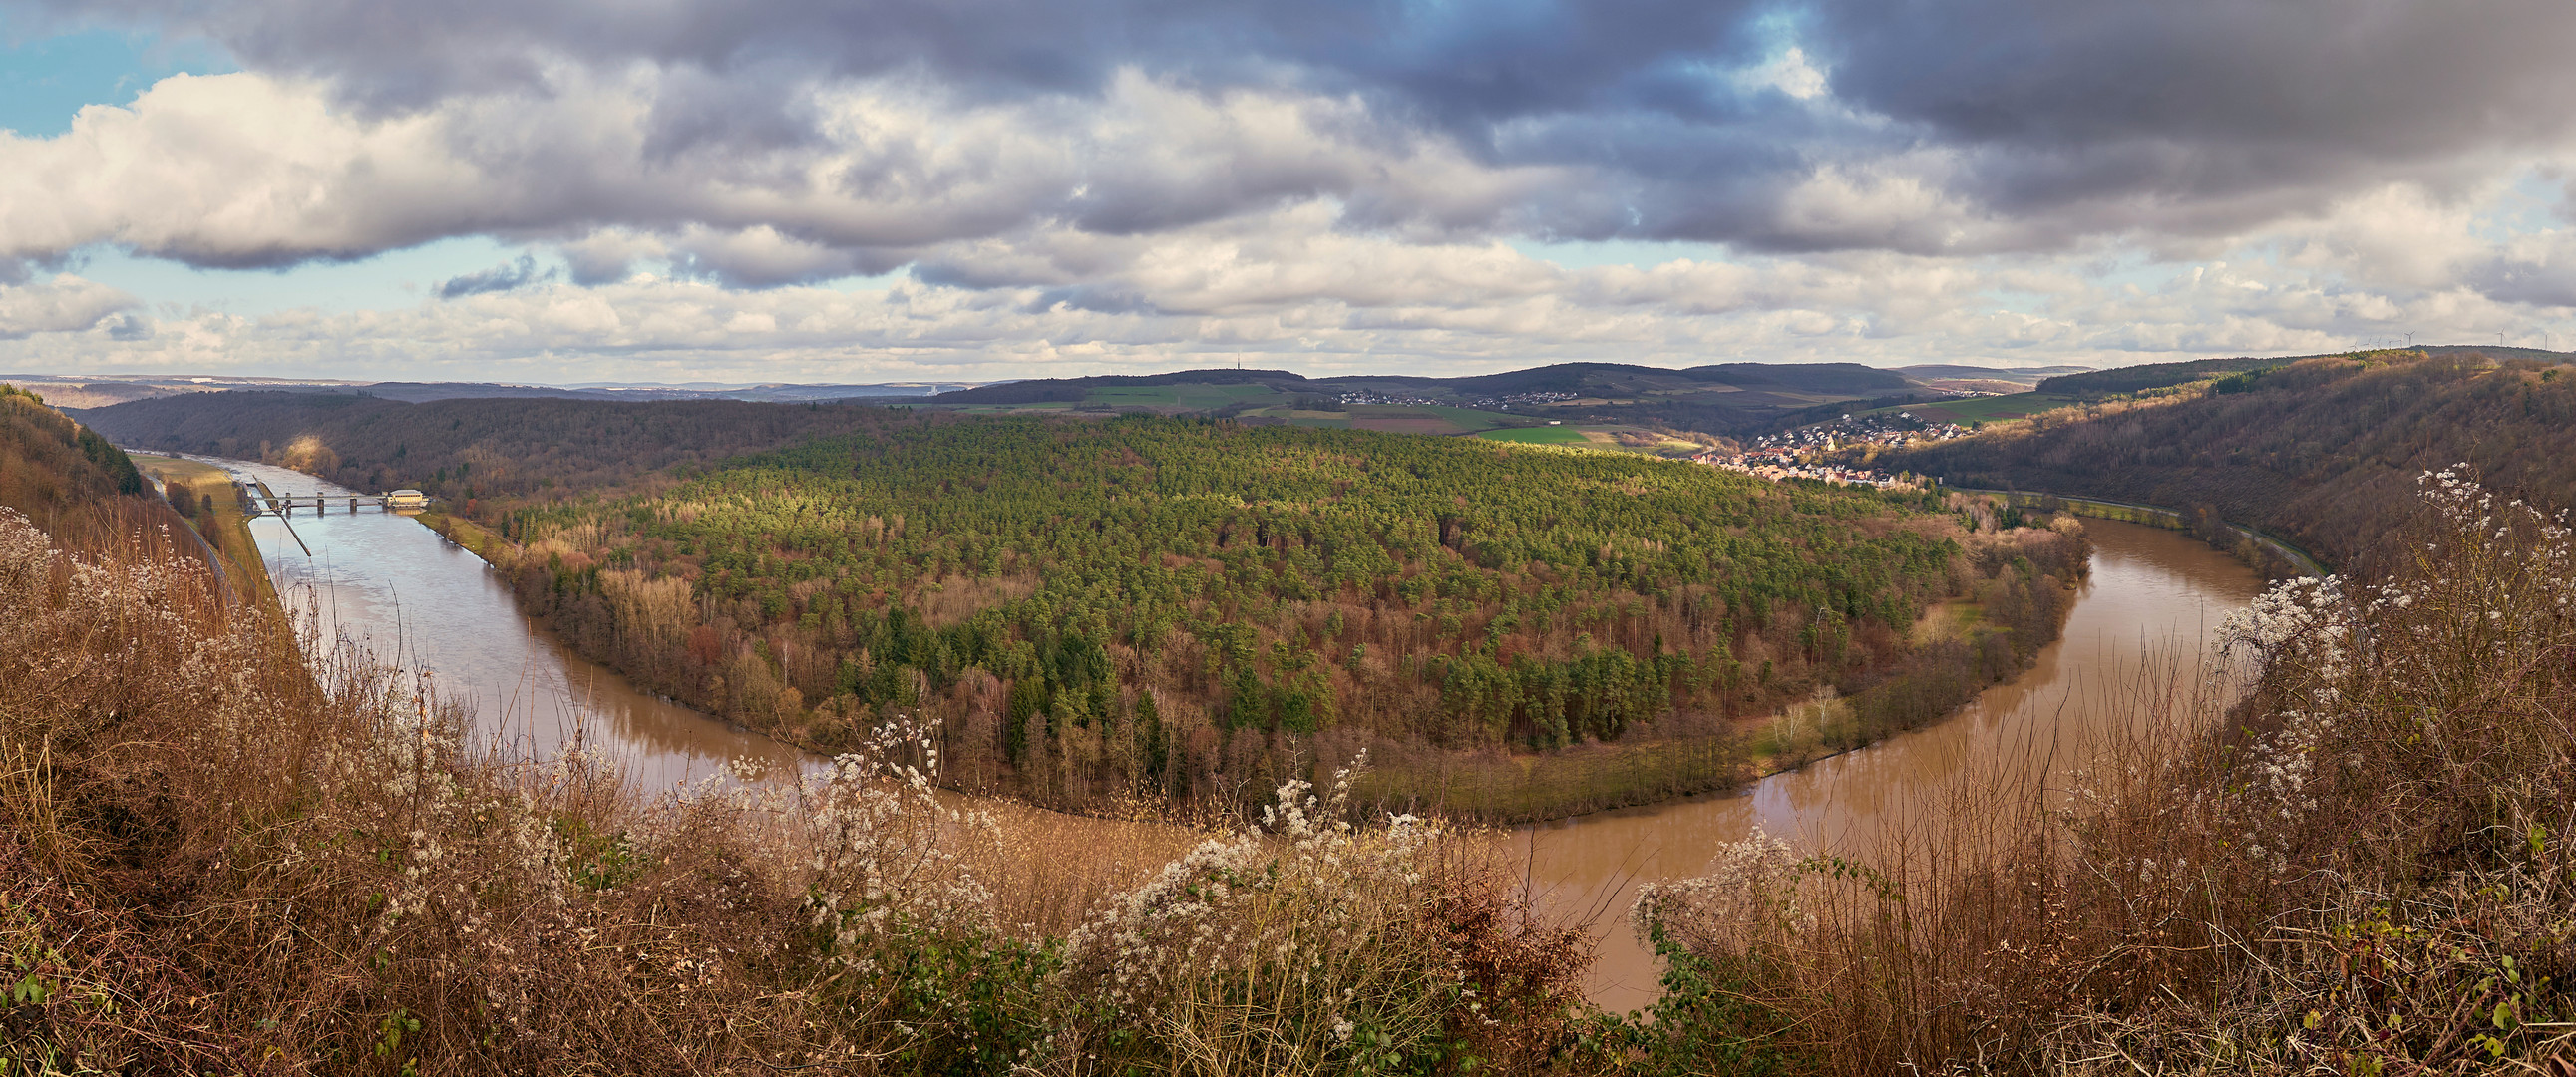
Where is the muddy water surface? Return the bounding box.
[197,457,808,789]
[1519,519,2266,1011]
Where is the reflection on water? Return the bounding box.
[197,456,809,789]
[1520,520,2267,1012]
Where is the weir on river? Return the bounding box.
[191,453,2262,1010]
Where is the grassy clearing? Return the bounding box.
[1417,403,1517,431]
[1907,598,1983,643]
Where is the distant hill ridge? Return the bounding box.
[926,361,1919,402]
[2038,345,2573,398]
[1884,349,2576,568]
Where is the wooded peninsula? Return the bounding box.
[82,397,2085,818]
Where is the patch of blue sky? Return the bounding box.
[77,237,916,318]
[2470,169,2570,243]
[0,16,232,137]
[74,237,540,315]
[815,270,906,293]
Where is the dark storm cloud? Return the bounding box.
[21,0,2576,261]
[437,254,552,298]
[1807,0,2576,214]
[35,0,1769,116]
[2466,252,2576,310]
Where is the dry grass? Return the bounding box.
[0,506,1600,1075]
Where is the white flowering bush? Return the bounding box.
[1055,756,1480,1076]
[1629,828,1807,960]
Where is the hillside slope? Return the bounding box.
[0,384,184,549]
[1881,351,2576,567]
[78,391,917,503]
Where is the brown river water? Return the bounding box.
[201,457,809,789]
[1522,518,2266,1010]
[189,455,2264,1009]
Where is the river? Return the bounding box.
[198,457,808,789]
[183,454,2263,1009]
[1520,518,2265,1010]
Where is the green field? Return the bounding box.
[1476,426,1590,444]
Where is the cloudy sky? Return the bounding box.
[4,0,2575,384]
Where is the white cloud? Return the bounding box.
[0,275,139,339]
[4,39,2576,382]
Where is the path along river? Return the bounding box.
[188,455,2264,1010]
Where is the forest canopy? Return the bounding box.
[471,414,2079,812]
[77,389,2084,816]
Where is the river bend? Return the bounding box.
[184,455,2262,1009]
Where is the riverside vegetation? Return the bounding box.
[89,394,2091,819]
[12,385,2576,1073]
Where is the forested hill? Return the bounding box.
[2033,344,2574,399]
[79,386,2086,816]
[1880,351,2576,569]
[470,415,2082,815]
[0,383,163,542]
[77,391,915,502]
[920,360,1927,438]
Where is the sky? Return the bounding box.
[4,1,2576,385]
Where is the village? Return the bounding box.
[1694,409,1971,488]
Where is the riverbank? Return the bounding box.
[1358,584,2069,823]
[1528,517,2265,1012]
[128,452,277,605]
[415,498,2082,824]
[1948,485,2329,577]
